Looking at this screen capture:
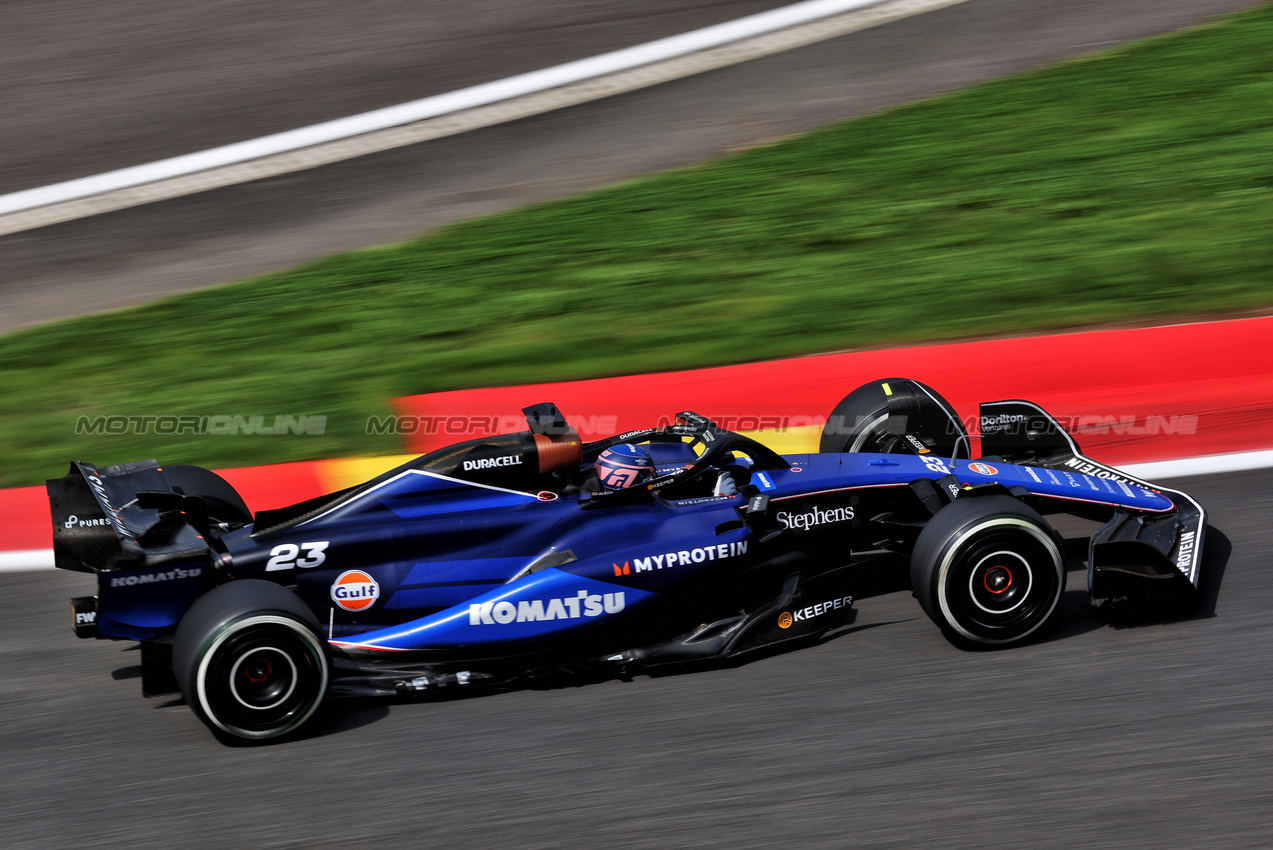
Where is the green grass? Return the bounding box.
[3,4,1273,488]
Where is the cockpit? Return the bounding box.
[409,402,788,503]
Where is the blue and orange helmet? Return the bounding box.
[594,443,655,491]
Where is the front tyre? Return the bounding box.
[819,378,968,456]
[174,581,328,741]
[819,380,902,454]
[911,496,1065,647]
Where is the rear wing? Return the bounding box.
[48,461,223,642]
[979,400,1206,603]
[47,460,214,574]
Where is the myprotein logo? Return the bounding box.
[63,515,112,529]
[109,567,202,587]
[1062,459,1145,496]
[462,455,523,472]
[331,570,380,611]
[1176,531,1197,571]
[628,540,749,573]
[469,590,625,625]
[776,505,854,530]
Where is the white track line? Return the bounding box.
[4,448,1271,572]
[1123,449,1273,480]
[0,0,972,237]
[0,550,56,573]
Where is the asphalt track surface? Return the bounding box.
[0,469,1266,847]
[1,0,1266,333]
[1,0,794,194]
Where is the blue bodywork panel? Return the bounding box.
[85,440,1176,644]
[199,448,1174,653]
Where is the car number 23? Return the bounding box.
[265,541,329,571]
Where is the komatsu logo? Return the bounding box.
[776,505,854,530]
[109,567,202,587]
[463,455,523,471]
[469,591,625,625]
[630,540,748,573]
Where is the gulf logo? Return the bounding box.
[331,570,380,612]
[968,462,999,476]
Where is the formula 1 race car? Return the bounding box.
[48,379,1206,742]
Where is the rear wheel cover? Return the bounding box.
[195,614,328,739]
[935,517,1064,644]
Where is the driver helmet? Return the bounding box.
[594,443,655,491]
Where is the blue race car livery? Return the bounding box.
[49,379,1206,742]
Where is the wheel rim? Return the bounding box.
[196,615,328,739]
[229,646,297,710]
[850,413,906,454]
[936,518,1063,644]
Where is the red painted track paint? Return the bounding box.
[5,317,1271,554]
[393,317,1273,464]
[215,461,328,514]
[0,486,51,552]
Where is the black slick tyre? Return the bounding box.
[173,580,328,742]
[911,495,1065,647]
[820,380,905,454]
[819,378,967,456]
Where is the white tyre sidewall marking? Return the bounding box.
[196,614,328,739]
[936,517,1062,644]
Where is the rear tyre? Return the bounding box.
[173,580,328,742]
[911,496,1065,647]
